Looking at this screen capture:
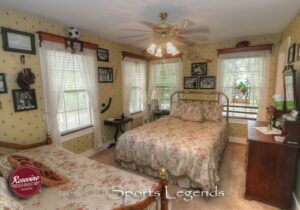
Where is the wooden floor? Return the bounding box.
[91,143,278,210]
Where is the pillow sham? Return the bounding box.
[180,102,204,122]
[202,103,223,122]
[0,156,13,179]
[7,155,69,187]
[0,177,24,210]
[170,101,185,117]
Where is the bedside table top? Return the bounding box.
[104,117,132,126]
[152,110,170,114]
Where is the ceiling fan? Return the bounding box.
[119,12,210,46]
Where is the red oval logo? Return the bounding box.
[9,166,41,199]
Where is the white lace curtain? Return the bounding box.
[39,41,102,148]
[122,57,148,119]
[148,59,183,110]
[217,51,271,121]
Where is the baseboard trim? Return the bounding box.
[293,192,300,210]
[229,136,247,145]
[80,141,112,157]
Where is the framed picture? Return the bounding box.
[98,67,113,83]
[97,48,109,62]
[0,73,8,94]
[288,43,296,64]
[191,62,207,76]
[296,43,300,61]
[184,77,198,89]
[1,27,36,54]
[199,76,216,89]
[12,89,37,112]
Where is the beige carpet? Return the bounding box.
[91,143,278,210]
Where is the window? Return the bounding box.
[47,50,92,133]
[219,51,270,120]
[122,59,146,115]
[150,61,182,110]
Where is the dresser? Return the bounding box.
[245,121,300,209]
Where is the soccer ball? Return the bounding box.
[68,27,80,39]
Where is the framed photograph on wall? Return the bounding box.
[287,43,296,64]
[97,48,109,62]
[296,43,300,61]
[1,27,36,54]
[199,76,216,89]
[0,73,8,94]
[191,62,207,76]
[12,89,38,112]
[184,77,198,89]
[98,67,113,83]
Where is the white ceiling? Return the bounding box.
[0,0,300,49]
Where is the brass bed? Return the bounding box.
[116,91,230,191]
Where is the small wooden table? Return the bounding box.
[153,110,170,120]
[245,121,300,209]
[104,117,133,147]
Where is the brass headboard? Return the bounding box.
[170,91,229,122]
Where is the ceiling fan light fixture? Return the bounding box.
[147,43,157,55]
[166,42,179,56]
[155,47,163,57]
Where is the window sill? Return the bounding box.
[228,118,248,125]
[61,126,94,143]
[130,111,144,119]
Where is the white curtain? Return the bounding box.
[122,57,147,119]
[148,59,183,109]
[39,41,68,145]
[40,41,102,148]
[217,51,271,121]
[77,49,102,149]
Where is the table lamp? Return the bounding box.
[151,89,161,111]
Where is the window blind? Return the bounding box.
[47,50,92,133]
[154,62,180,110]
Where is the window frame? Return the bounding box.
[219,53,269,120]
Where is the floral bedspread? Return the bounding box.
[116,116,228,191]
[0,145,159,210]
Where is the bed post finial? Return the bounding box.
[46,132,52,145]
[159,167,168,210]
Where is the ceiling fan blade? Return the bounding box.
[118,34,149,39]
[174,36,196,45]
[177,19,195,30]
[139,21,156,28]
[127,37,151,45]
[121,28,152,33]
[180,35,208,41]
[180,27,210,34]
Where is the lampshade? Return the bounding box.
[155,47,162,57]
[146,41,179,58]
[147,44,156,55]
[151,89,161,100]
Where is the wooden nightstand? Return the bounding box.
[104,117,133,147]
[152,110,170,120]
[245,121,300,209]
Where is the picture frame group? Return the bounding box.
[184,76,216,89]
[0,73,8,94]
[1,27,36,54]
[12,89,38,112]
[288,43,300,63]
[98,67,113,83]
[97,48,109,62]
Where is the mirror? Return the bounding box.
[283,65,297,111]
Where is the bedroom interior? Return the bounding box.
[0,0,300,209]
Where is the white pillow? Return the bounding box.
[0,177,24,210]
